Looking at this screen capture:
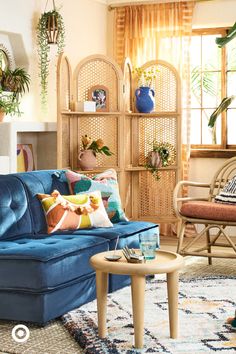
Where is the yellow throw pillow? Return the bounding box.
[37,189,113,234]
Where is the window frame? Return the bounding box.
[190,27,236,158]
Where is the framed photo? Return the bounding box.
[89,85,109,112]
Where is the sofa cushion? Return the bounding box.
[65,169,128,223]
[0,235,109,291]
[13,170,70,234]
[67,221,159,250]
[37,190,113,233]
[180,201,236,222]
[0,175,33,240]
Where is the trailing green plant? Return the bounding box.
[0,94,21,116]
[0,67,30,116]
[36,7,65,108]
[144,141,175,181]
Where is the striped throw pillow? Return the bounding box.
[215,175,236,204]
[37,189,113,233]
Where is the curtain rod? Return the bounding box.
[108,0,214,11]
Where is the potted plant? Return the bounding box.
[78,135,113,170]
[36,4,65,108]
[145,141,175,180]
[133,66,159,113]
[0,67,30,121]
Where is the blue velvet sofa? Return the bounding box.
[0,170,158,324]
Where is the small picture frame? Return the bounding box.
[89,85,109,112]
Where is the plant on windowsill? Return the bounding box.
[36,1,65,109]
[208,95,236,131]
[0,67,30,121]
[78,135,113,171]
[144,141,176,180]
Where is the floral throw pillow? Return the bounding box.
[65,169,128,223]
[37,189,113,234]
[215,175,236,204]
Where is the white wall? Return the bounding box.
[0,0,107,123]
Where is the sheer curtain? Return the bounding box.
[114,1,196,236]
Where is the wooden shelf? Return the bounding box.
[57,54,181,226]
[125,165,178,171]
[61,111,122,116]
[125,112,180,117]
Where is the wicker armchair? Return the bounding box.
[173,156,236,263]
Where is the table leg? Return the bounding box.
[131,275,146,349]
[96,270,108,338]
[167,270,179,339]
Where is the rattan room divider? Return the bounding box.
[57,53,181,226]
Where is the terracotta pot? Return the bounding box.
[0,110,5,123]
[78,149,97,170]
[147,151,161,168]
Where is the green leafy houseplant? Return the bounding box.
[81,135,113,156]
[145,141,175,180]
[0,67,30,117]
[36,6,65,108]
[208,95,236,129]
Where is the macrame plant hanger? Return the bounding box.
[45,0,59,44]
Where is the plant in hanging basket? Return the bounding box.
[0,67,30,118]
[144,141,176,180]
[36,1,65,109]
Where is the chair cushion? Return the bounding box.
[65,169,128,223]
[0,235,109,291]
[180,201,236,222]
[37,190,113,233]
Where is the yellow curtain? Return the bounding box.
[114,1,196,236]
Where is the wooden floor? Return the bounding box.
[160,235,236,255]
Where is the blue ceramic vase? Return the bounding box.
[135,86,155,113]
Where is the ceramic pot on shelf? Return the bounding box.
[135,86,155,113]
[147,151,161,168]
[78,149,97,170]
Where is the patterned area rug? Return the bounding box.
[62,274,236,353]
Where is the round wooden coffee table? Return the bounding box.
[90,249,184,349]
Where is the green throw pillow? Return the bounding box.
[65,169,128,223]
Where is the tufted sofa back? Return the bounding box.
[13,170,69,234]
[0,175,33,240]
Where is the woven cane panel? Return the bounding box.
[77,115,118,167]
[138,63,177,112]
[60,58,71,110]
[138,117,177,166]
[62,117,70,168]
[124,63,132,112]
[139,170,176,218]
[125,116,132,166]
[123,172,132,218]
[76,60,119,111]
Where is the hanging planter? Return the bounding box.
[145,141,176,180]
[36,0,65,109]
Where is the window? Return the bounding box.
[190,28,236,157]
